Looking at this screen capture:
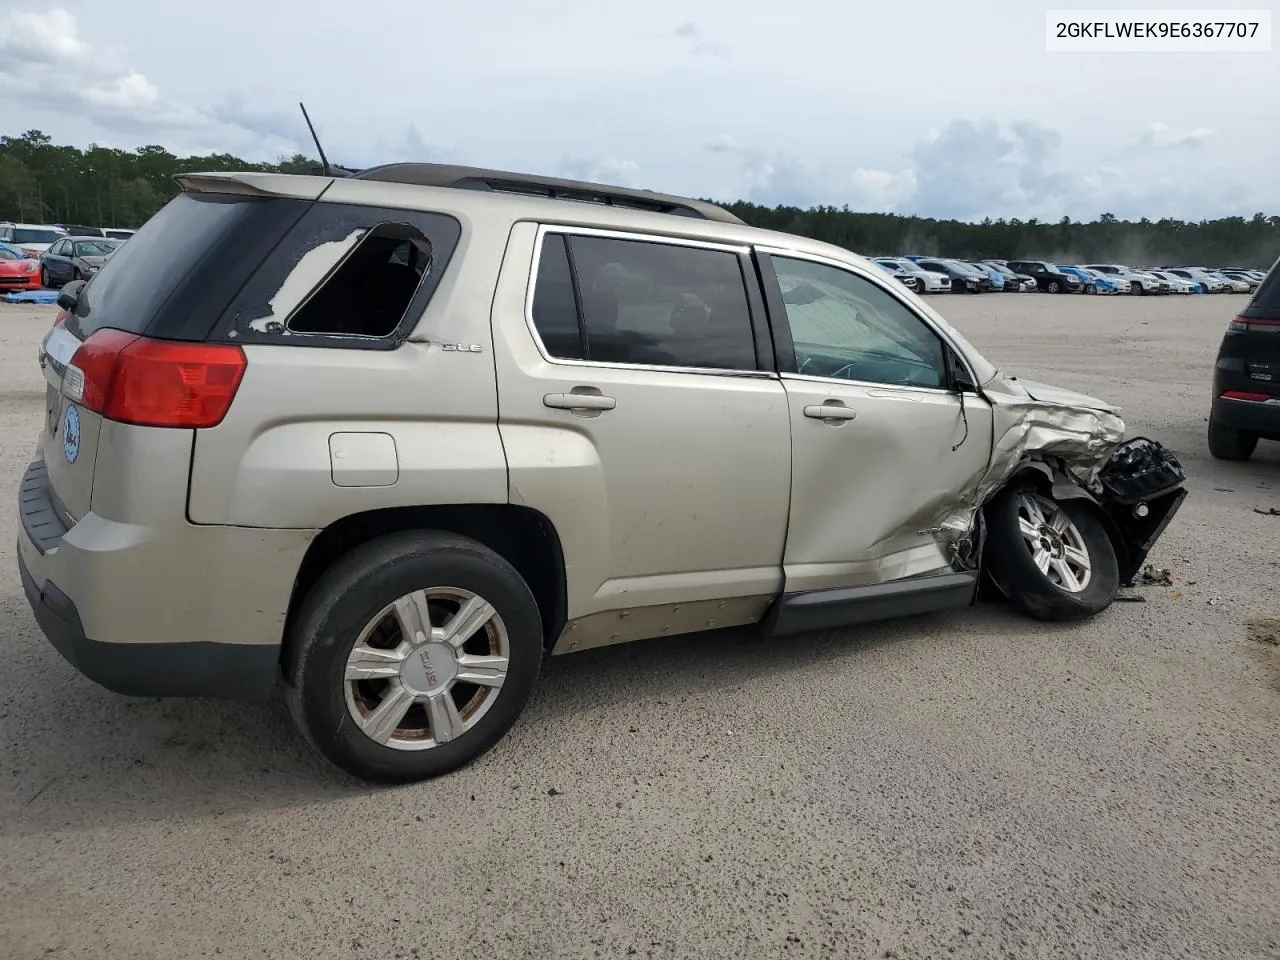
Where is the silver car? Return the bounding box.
[17,163,1188,783]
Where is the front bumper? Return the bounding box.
[0,274,41,291]
[1094,438,1189,586]
[16,455,315,701]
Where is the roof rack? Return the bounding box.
[349,162,745,225]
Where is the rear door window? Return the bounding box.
[530,231,760,372]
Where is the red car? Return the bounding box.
[0,243,42,291]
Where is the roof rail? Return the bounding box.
[349,162,745,225]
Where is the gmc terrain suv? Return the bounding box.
[1208,254,1280,460]
[18,164,1187,783]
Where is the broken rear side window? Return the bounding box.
[287,223,433,337]
[210,203,462,348]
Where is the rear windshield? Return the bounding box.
[12,228,64,244]
[1243,256,1280,319]
[68,191,311,340]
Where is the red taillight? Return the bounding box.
[1230,315,1280,332]
[68,329,247,428]
[1221,391,1271,402]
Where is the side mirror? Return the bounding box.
[56,279,85,313]
[948,348,977,393]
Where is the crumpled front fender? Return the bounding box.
[938,373,1187,585]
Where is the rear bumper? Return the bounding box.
[1211,395,1280,437]
[16,453,316,701]
[19,548,279,700]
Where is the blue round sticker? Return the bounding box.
[62,404,81,464]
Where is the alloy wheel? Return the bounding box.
[1014,493,1093,593]
[343,587,510,750]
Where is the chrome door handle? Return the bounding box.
[803,401,857,423]
[543,392,616,411]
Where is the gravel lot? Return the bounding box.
[2,293,1278,960]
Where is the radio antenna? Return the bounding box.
[298,101,332,176]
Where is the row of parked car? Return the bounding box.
[0,221,135,293]
[871,256,1264,297]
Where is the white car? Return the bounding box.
[1082,264,1161,295]
[874,257,952,293]
[1081,268,1130,294]
[1210,272,1252,294]
[0,222,68,258]
[1147,270,1195,294]
[1166,267,1229,293]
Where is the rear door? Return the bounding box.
[494,225,792,623]
[756,248,994,594]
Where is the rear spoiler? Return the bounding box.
[173,172,334,201]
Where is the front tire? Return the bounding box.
[283,530,544,784]
[1207,416,1258,461]
[983,483,1120,622]
[1047,280,1061,293]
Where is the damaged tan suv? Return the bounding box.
[18,164,1188,783]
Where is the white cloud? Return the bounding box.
[558,157,641,187]
[0,1,1273,221]
[0,9,207,130]
[669,21,731,57]
[0,7,301,153]
[1129,120,1213,152]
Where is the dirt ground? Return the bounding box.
[1,292,1278,960]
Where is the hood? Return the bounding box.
[19,243,54,256]
[1009,377,1120,413]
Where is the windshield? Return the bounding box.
[73,240,119,257]
[988,263,1016,277]
[0,247,19,261]
[12,228,65,244]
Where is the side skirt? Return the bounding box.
[764,571,979,638]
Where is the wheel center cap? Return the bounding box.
[1038,525,1065,559]
[399,643,457,696]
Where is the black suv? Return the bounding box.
[1006,260,1083,294]
[1208,255,1280,460]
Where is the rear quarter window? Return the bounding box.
[207,202,462,349]
[1242,256,1280,319]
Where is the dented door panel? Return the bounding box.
[781,376,994,592]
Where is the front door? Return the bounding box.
[757,249,995,594]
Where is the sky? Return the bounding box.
[0,0,1275,222]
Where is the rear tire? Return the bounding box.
[1207,416,1258,461]
[283,530,544,784]
[983,482,1120,622]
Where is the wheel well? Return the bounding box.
[986,466,1130,579]
[281,504,568,668]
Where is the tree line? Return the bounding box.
[2,129,1276,268]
